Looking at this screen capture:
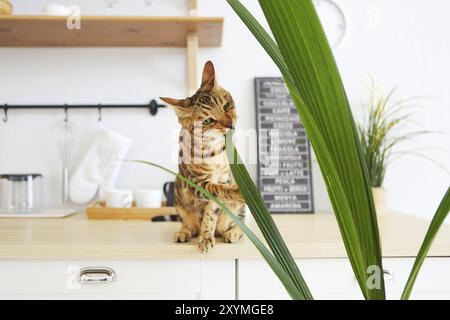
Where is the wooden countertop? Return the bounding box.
[0,212,449,260]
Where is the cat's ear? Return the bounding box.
[200,61,216,92]
[160,97,190,108]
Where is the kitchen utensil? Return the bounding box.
[0,0,12,15]
[0,174,43,212]
[55,120,74,205]
[135,189,162,208]
[105,189,133,208]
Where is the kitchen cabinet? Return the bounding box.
[1,213,450,300]
[238,258,450,300]
[0,260,235,300]
[3,257,450,300]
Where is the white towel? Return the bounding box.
[69,128,133,205]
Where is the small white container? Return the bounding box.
[105,189,133,208]
[135,190,162,209]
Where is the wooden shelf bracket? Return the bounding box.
[187,0,199,95]
[187,32,199,96]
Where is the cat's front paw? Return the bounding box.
[197,235,215,253]
[229,186,245,203]
[223,229,243,243]
[173,231,191,243]
[234,192,245,203]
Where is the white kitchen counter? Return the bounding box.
[1,212,449,260]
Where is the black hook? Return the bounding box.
[149,99,166,116]
[2,105,8,123]
[98,105,103,122]
[64,106,69,122]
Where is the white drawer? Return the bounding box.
[238,258,450,300]
[239,258,363,300]
[0,260,235,300]
[383,258,450,298]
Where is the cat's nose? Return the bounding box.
[223,119,234,129]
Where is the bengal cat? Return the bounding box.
[160,61,246,253]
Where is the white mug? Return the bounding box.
[106,190,133,208]
[135,190,162,209]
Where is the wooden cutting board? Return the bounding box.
[87,202,176,220]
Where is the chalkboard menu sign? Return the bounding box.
[255,78,314,213]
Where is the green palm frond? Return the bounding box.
[133,160,311,300]
[225,138,313,299]
[402,187,450,300]
[227,0,385,300]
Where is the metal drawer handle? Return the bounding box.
[79,267,116,284]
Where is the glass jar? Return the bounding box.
[0,174,43,212]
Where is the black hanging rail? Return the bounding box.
[1,99,167,123]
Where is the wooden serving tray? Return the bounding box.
[87,202,176,220]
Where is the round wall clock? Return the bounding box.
[313,0,347,48]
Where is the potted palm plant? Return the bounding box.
[359,84,427,217]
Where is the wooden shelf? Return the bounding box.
[0,15,223,47]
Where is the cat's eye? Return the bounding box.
[223,102,232,111]
[202,118,215,125]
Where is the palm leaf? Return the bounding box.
[401,187,450,300]
[227,0,385,299]
[226,137,313,300]
[132,160,309,300]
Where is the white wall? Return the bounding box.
[0,0,448,219]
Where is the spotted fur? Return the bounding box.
[161,61,246,253]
